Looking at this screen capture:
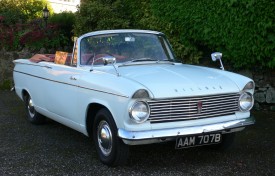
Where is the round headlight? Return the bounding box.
[129,101,150,123]
[239,92,254,111]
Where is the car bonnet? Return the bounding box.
[118,63,241,99]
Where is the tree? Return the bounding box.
[0,0,52,25]
[73,0,129,36]
[73,0,201,64]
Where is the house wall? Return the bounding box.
[48,0,80,13]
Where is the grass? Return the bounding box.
[0,79,13,90]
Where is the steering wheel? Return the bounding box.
[85,53,96,65]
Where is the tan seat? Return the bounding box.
[54,51,68,65]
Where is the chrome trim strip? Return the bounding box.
[79,29,163,39]
[148,93,239,102]
[150,99,237,108]
[13,70,129,98]
[118,116,255,140]
[150,106,237,115]
[13,61,53,68]
[149,112,237,122]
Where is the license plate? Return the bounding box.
[175,133,222,149]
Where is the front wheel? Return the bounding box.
[93,109,129,166]
[24,94,45,125]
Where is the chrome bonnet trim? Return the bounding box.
[118,116,255,140]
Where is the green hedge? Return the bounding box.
[73,0,130,35]
[49,12,76,48]
[70,0,275,69]
[151,0,275,69]
[73,0,201,64]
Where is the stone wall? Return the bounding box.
[1,49,274,111]
[238,69,275,111]
[253,71,275,111]
[0,49,34,89]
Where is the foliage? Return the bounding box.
[0,80,12,90]
[73,0,130,36]
[0,21,69,52]
[0,0,52,25]
[0,0,72,52]
[49,12,76,47]
[1,0,273,69]
[132,0,202,64]
[151,0,275,69]
[19,23,68,51]
[73,0,201,64]
[75,0,274,68]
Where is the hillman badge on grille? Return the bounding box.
[197,101,203,113]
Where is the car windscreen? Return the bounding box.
[79,33,176,65]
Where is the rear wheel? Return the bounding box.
[24,94,45,124]
[93,108,129,166]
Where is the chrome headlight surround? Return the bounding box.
[239,92,254,111]
[243,81,255,94]
[132,89,150,99]
[129,101,150,123]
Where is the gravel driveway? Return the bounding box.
[0,91,274,176]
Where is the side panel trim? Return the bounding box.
[13,70,129,98]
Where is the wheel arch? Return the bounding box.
[21,89,30,102]
[86,103,112,137]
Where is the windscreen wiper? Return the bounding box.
[119,58,176,67]
[161,59,176,62]
[131,58,159,62]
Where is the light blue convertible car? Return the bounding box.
[13,30,255,166]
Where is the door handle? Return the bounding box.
[70,76,77,80]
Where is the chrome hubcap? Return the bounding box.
[97,121,112,156]
[28,98,35,118]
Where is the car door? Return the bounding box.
[44,64,81,124]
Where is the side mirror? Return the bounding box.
[211,52,224,70]
[101,55,116,65]
[91,55,120,76]
[211,52,222,61]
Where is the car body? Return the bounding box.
[13,29,255,166]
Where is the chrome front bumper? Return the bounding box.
[118,116,255,145]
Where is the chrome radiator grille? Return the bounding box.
[148,93,239,123]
